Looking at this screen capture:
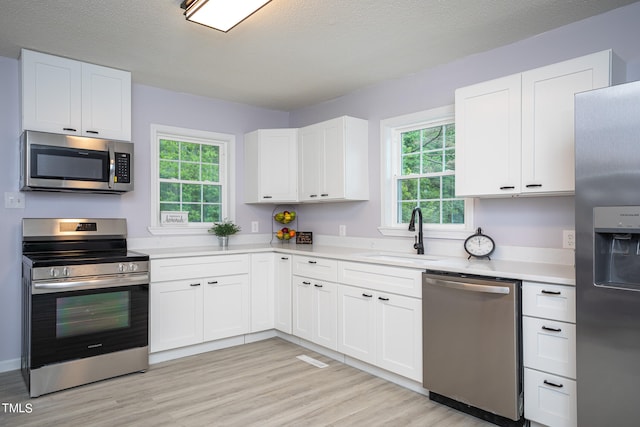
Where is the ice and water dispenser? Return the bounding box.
[594,206,640,291]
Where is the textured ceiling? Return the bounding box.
[0,1,637,111]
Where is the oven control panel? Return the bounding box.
[33,261,149,281]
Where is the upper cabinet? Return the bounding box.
[21,49,131,141]
[298,116,369,202]
[455,50,618,198]
[244,116,369,204]
[244,128,298,203]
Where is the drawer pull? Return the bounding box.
[526,184,543,188]
[63,127,77,132]
[281,257,289,260]
[308,260,317,264]
[320,193,329,197]
[362,293,373,298]
[86,130,99,134]
[542,325,562,332]
[378,297,390,301]
[302,281,311,285]
[541,289,561,295]
[207,281,218,285]
[543,380,564,388]
[314,284,323,288]
[499,186,515,190]
[309,194,318,198]
[190,283,201,287]
[262,195,273,199]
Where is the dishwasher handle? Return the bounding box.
[424,276,511,295]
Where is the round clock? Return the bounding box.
[464,227,495,259]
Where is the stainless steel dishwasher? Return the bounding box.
[422,270,523,426]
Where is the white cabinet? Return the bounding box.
[21,49,131,140]
[337,261,423,381]
[150,279,204,352]
[150,254,249,353]
[244,129,298,203]
[292,255,338,350]
[456,50,614,198]
[250,253,275,332]
[298,116,369,202]
[523,281,577,427]
[274,254,293,334]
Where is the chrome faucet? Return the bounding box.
[408,207,424,254]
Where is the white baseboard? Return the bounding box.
[0,358,21,373]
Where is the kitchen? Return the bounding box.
[2,1,640,426]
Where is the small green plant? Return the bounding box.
[208,219,241,236]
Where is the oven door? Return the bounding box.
[30,277,148,369]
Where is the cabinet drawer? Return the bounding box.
[524,368,577,427]
[523,316,576,378]
[292,255,338,282]
[523,281,575,323]
[338,261,422,298]
[151,254,249,282]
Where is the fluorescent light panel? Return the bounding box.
[185,0,271,32]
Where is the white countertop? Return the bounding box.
[138,242,575,286]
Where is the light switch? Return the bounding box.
[4,192,25,209]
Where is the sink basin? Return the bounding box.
[355,252,440,266]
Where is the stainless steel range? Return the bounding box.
[21,218,150,397]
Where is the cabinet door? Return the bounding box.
[318,118,345,200]
[523,316,576,378]
[375,293,422,381]
[274,254,292,334]
[203,274,250,341]
[81,63,131,140]
[312,281,338,351]
[455,73,522,197]
[298,123,322,201]
[525,368,577,427]
[521,50,611,195]
[337,285,376,364]
[250,253,275,332]
[150,280,203,352]
[292,276,314,341]
[21,49,82,135]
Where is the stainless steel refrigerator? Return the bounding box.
[575,80,640,427]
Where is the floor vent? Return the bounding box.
[296,355,328,368]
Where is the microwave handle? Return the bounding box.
[108,145,115,189]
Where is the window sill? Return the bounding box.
[148,226,212,236]
[377,226,471,240]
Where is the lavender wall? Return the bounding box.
[289,2,640,245]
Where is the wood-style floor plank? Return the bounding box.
[0,338,492,426]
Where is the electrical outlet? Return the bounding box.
[563,230,575,249]
[251,221,259,233]
[4,192,25,209]
[339,225,347,236]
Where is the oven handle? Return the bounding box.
[32,273,149,294]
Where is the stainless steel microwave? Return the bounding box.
[20,130,134,194]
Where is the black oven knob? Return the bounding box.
[129,263,139,272]
[50,268,60,278]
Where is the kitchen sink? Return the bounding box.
[354,252,441,267]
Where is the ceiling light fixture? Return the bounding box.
[180,0,272,32]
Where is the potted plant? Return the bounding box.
[208,219,241,247]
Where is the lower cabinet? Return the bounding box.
[524,368,577,427]
[250,253,275,333]
[292,275,338,351]
[338,284,422,381]
[150,254,250,353]
[274,254,293,333]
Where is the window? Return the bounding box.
[379,105,473,238]
[149,124,235,234]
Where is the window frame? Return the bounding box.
[149,124,236,235]
[379,105,474,239]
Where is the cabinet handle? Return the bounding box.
[302,281,311,285]
[308,260,317,264]
[320,193,329,197]
[314,284,323,288]
[207,281,218,285]
[541,289,561,295]
[262,195,273,199]
[526,184,543,188]
[86,130,99,134]
[309,194,318,198]
[499,186,515,190]
[281,257,289,260]
[543,380,564,388]
[378,296,390,301]
[362,293,373,298]
[63,127,77,132]
[190,283,201,287]
[542,325,562,332]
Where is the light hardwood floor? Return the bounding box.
[0,338,492,426]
